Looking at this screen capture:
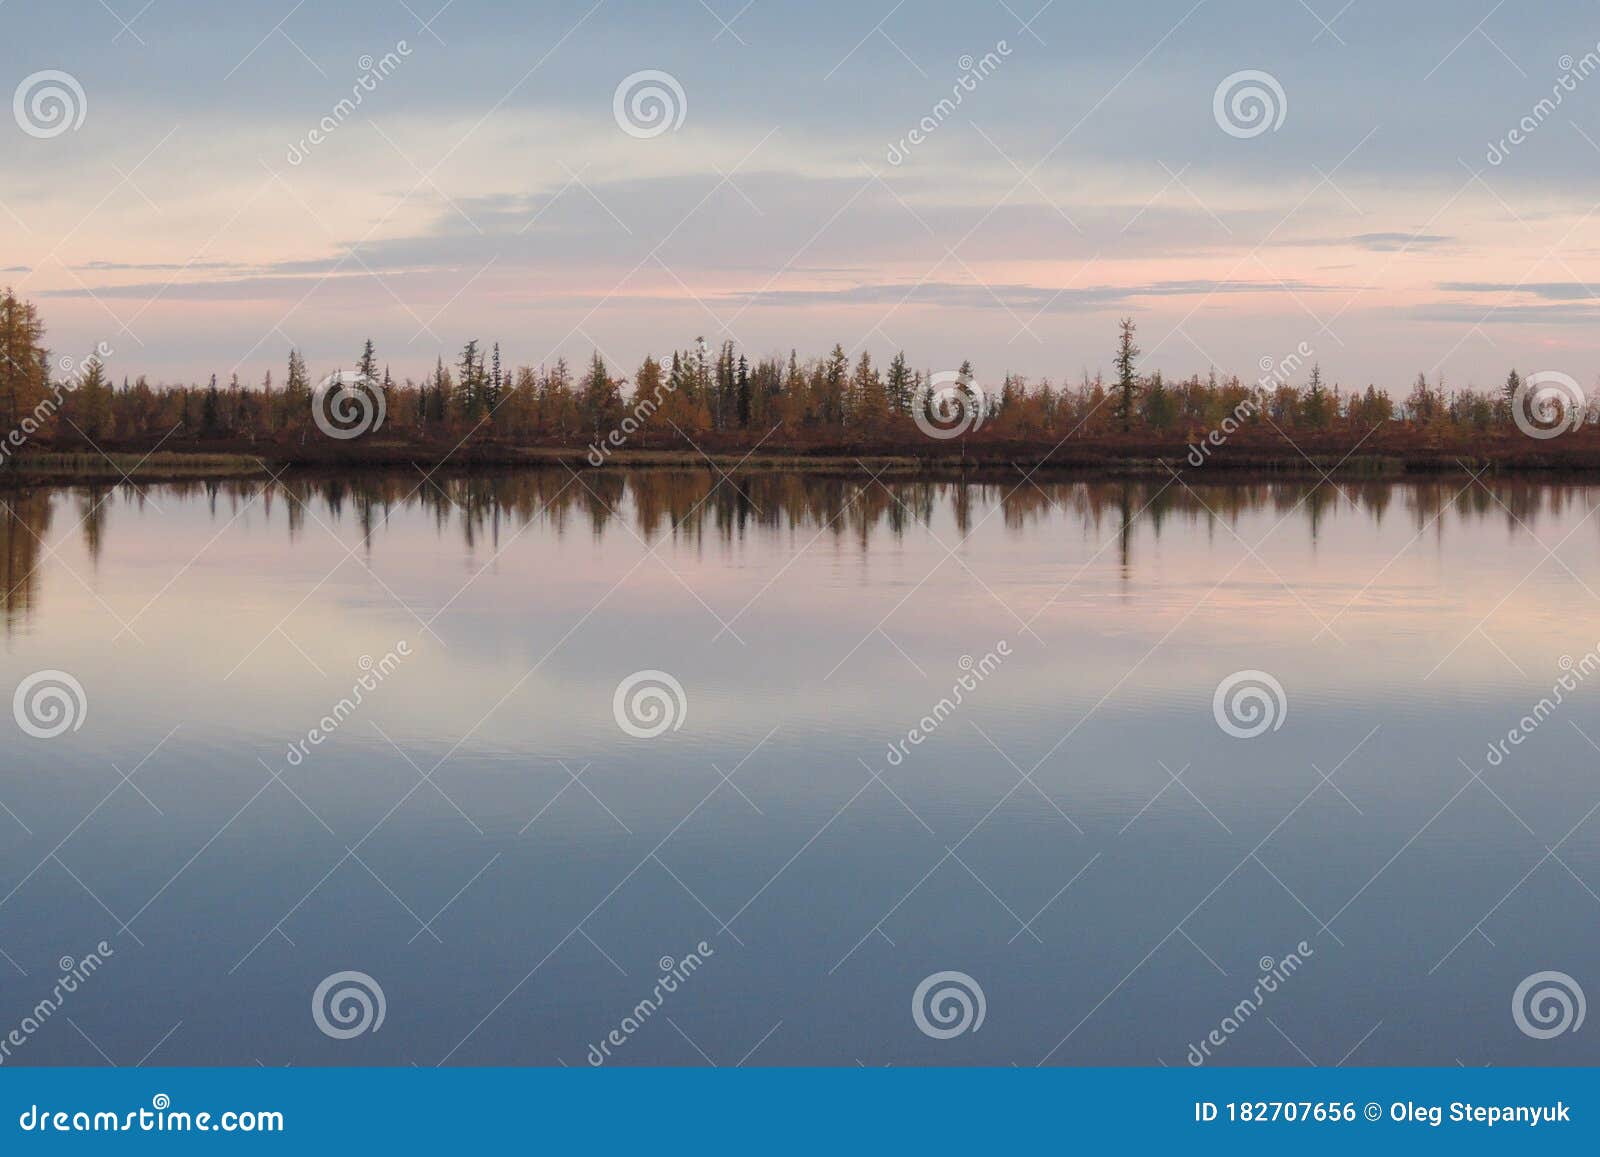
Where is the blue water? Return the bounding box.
[1,472,1597,1066]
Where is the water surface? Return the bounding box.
[2,470,1598,1066]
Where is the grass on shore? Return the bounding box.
[0,439,1593,485]
[3,452,274,481]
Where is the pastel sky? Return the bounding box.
[4,0,1599,392]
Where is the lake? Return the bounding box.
[2,469,1598,1066]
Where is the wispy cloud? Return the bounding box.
[722,279,1347,312]
[1436,281,1600,300]
[6,0,1599,385]
[1411,301,1600,324]
[1348,232,1453,251]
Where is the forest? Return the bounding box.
[1,288,1595,474]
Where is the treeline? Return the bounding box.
[0,288,1582,456]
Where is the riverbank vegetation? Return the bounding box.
[3,288,1596,477]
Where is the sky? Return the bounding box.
[3,0,1599,393]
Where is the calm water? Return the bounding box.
[2,470,1598,1067]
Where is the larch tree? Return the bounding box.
[0,288,50,448]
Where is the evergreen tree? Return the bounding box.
[75,355,115,441]
[1142,369,1174,429]
[783,350,804,424]
[1407,372,1440,423]
[715,340,736,429]
[667,350,685,399]
[1359,384,1394,424]
[457,339,481,422]
[259,368,274,433]
[232,371,255,438]
[822,344,849,426]
[886,351,913,415]
[431,357,451,426]
[202,373,222,436]
[736,354,752,428]
[1502,368,1522,403]
[692,337,711,410]
[1300,364,1331,428]
[1113,318,1141,433]
[580,351,623,436]
[851,350,886,429]
[283,349,311,433]
[356,338,378,385]
[634,355,665,429]
[484,342,504,419]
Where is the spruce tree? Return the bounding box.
[736,354,752,428]
[356,338,378,385]
[1113,318,1141,433]
[284,349,310,433]
[457,339,481,421]
[886,351,912,415]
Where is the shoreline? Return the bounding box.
[7,439,1600,487]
